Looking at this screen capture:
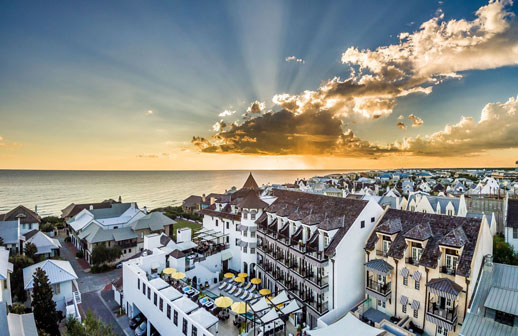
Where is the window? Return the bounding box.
[182,318,188,335]
[495,310,515,326]
[243,246,248,253]
[174,310,178,325]
[437,326,448,336]
[191,326,198,336]
[251,213,256,220]
[446,253,458,271]
[235,238,239,245]
[167,304,171,319]
[243,230,247,237]
[324,235,329,247]
[403,276,408,286]
[140,232,144,238]
[447,210,453,216]
[402,304,407,313]
[129,248,132,253]
[3,280,6,289]
[382,238,391,255]
[226,236,229,243]
[251,231,256,238]
[415,280,420,290]
[159,297,163,311]
[243,213,248,219]
[226,222,229,229]
[215,220,219,227]
[513,228,518,239]
[143,283,146,295]
[147,287,150,299]
[361,220,365,228]
[251,248,256,254]
[371,217,375,222]
[54,283,60,294]
[138,279,140,290]
[411,244,423,262]
[154,292,157,305]
[413,309,418,318]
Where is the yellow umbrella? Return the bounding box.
[224,272,234,279]
[163,268,176,275]
[250,278,261,285]
[234,276,245,283]
[238,272,248,278]
[214,296,233,308]
[172,272,186,280]
[259,288,271,296]
[231,302,250,314]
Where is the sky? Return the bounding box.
[1,0,518,170]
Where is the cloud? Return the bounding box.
[219,109,236,117]
[246,101,265,114]
[397,122,407,130]
[398,115,404,120]
[192,0,518,158]
[137,152,176,159]
[146,110,153,116]
[408,114,424,127]
[212,120,227,132]
[285,56,305,64]
[397,95,518,156]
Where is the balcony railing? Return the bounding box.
[405,257,420,266]
[440,266,457,276]
[307,273,329,287]
[427,302,458,323]
[366,279,391,296]
[376,249,389,258]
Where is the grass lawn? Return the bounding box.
[173,219,202,241]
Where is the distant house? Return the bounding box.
[23,230,61,258]
[23,260,81,320]
[61,198,120,221]
[460,259,518,336]
[401,179,414,195]
[182,195,203,214]
[0,205,41,235]
[405,192,468,216]
[0,220,22,255]
[0,247,13,305]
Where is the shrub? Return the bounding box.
[90,264,113,273]
[40,222,54,233]
[64,237,71,243]
[76,251,84,259]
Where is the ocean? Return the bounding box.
[0,170,347,216]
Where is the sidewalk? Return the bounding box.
[100,287,133,336]
[64,242,91,270]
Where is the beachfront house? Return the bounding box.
[0,205,41,235]
[23,230,61,258]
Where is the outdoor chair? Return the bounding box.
[240,290,249,300]
[218,282,227,290]
[235,288,243,297]
[229,286,238,294]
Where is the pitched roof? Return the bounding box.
[24,231,61,255]
[0,205,41,224]
[365,209,483,276]
[0,221,20,245]
[238,190,268,209]
[0,248,12,281]
[7,312,38,336]
[242,173,259,190]
[61,199,118,218]
[23,260,77,290]
[182,195,203,208]
[131,212,176,231]
[78,223,137,243]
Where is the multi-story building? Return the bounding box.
[0,205,41,235]
[255,189,385,328]
[0,247,13,305]
[362,209,493,336]
[405,193,467,217]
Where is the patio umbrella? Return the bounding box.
[231,302,250,314]
[214,296,233,308]
[172,272,186,280]
[163,268,176,275]
[238,272,248,278]
[224,272,234,279]
[234,276,245,283]
[250,278,261,285]
[259,288,271,296]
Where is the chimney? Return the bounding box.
[34,205,38,214]
[89,205,94,210]
[131,202,136,209]
[210,197,216,205]
[118,195,122,203]
[143,206,148,214]
[202,194,206,202]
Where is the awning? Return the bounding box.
[307,313,382,336]
[249,242,257,248]
[236,224,243,231]
[260,308,280,324]
[366,289,389,302]
[240,241,248,248]
[400,267,409,277]
[271,291,290,305]
[400,295,408,305]
[251,298,269,312]
[280,300,301,315]
[412,271,422,282]
[241,225,248,232]
[411,300,420,310]
[364,259,393,276]
[426,278,463,300]
[484,287,518,316]
[249,226,257,232]
[221,250,233,261]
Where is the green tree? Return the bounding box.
[9,254,35,302]
[493,235,518,265]
[64,311,118,336]
[91,245,122,266]
[24,242,38,260]
[31,268,60,336]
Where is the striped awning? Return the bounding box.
[427,278,463,300]
[400,267,409,278]
[426,314,456,331]
[412,271,422,282]
[366,288,389,302]
[400,295,408,305]
[364,259,393,276]
[411,300,420,310]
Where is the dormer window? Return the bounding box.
[324,234,330,247]
[251,212,256,220]
[382,236,391,255]
[445,248,459,271]
[411,242,423,263]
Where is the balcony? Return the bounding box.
[306,273,329,288]
[307,299,329,315]
[306,251,328,262]
[376,249,389,258]
[405,257,420,266]
[366,279,391,296]
[426,302,458,326]
[440,266,457,276]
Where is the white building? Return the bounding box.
[0,247,13,305]
[23,230,61,258]
[0,205,41,235]
[122,243,219,336]
[405,192,468,216]
[23,260,81,320]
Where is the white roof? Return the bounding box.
[280,300,300,315]
[271,291,289,305]
[308,313,381,336]
[159,286,182,301]
[23,260,77,290]
[251,297,269,312]
[26,231,61,255]
[7,313,38,336]
[148,278,169,291]
[189,308,218,329]
[260,308,280,324]
[174,296,198,314]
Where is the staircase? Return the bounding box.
[73,290,82,304]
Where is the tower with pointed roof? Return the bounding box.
[242,172,259,190]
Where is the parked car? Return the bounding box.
[129,313,145,329]
[135,321,147,336]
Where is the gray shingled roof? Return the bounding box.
[131,212,176,231]
[89,203,133,219]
